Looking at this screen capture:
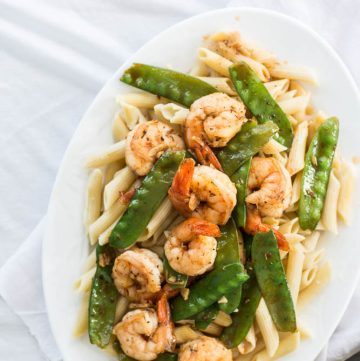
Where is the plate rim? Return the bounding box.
[42,6,360,361]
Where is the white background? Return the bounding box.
[0,1,359,361]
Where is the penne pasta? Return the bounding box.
[112,112,129,142]
[85,140,126,168]
[203,322,223,336]
[174,325,201,344]
[84,169,103,233]
[286,244,305,304]
[74,266,96,293]
[197,47,232,77]
[197,76,237,95]
[103,166,137,210]
[286,121,308,176]
[98,217,119,246]
[262,138,287,155]
[251,332,300,361]
[114,296,129,323]
[321,171,340,234]
[255,299,279,357]
[73,291,90,337]
[336,160,356,225]
[88,200,127,245]
[119,102,146,130]
[238,326,257,355]
[104,160,125,185]
[277,89,297,101]
[137,198,174,242]
[300,266,318,291]
[188,59,210,76]
[82,247,96,272]
[278,94,310,115]
[302,231,321,253]
[154,103,189,125]
[303,248,324,270]
[269,63,317,84]
[116,92,165,109]
[264,79,290,100]
[214,311,232,327]
[278,217,300,235]
[290,172,302,205]
[298,262,332,309]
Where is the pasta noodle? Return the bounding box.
[98,218,119,246]
[269,63,317,84]
[112,112,129,141]
[278,94,310,115]
[197,76,237,96]
[188,60,210,76]
[262,139,287,155]
[114,296,129,323]
[174,325,201,344]
[303,248,324,270]
[251,332,300,361]
[197,47,232,77]
[298,262,332,309]
[264,79,290,100]
[73,291,90,337]
[137,198,173,242]
[321,171,340,234]
[286,121,308,176]
[255,299,279,357]
[238,326,256,355]
[154,103,189,125]
[302,231,321,253]
[202,322,223,336]
[104,160,125,185]
[84,168,103,233]
[88,200,127,245]
[118,102,146,130]
[85,140,126,168]
[286,244,305,304]
[82,247,96,272]
[103,166,137,210]
[116,92,165,108]
[290,172,302,205]
[74,266,96,292]
[213,311,232,327]
[300,266,318,291]
[336,160,356,225]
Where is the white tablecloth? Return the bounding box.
[0,1,359,361]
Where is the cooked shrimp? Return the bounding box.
[164,217,220,276]
[179,336,232,361]
[184,93,247,170]
[168,158,237,225]
[113,304,175,361]
[112,248,164,302]
[126,120,185,176]
[244,156,292,251]
[246,156,292,218]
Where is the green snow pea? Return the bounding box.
[218,120,278,176]
[252,230,296,332]
[164,255,188,289]
[192,303,219,330]
[215,219,243,314]
[120,63,217,107]
[88,245,118,348]
[299,117,339,230]
[220,271,261,348]
[229,63,293,148]
[110,150,185,249]
[231,159,251,228]
[171,263,249,322]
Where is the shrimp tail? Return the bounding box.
[156,293,176,352]
[168,158,195,214]
[245,206,289,251]
[184,217,221,237]
[194,143,223,171]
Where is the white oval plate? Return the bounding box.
[43,7,360,361]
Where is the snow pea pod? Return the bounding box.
[215,219,243,314]
[171,263,248,322]
[88,245,118,348]
[229,63,293,148]
[192,303,219,330]
[220,271,261,348]
[299,117,339,230]
[110,150,185,249]
[120,63,217,107]
[164,255,188,289]
[252,230,296,332]
[218,120,278,176]
[231,159,251,228]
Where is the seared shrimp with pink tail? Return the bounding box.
[164,217,221,276]
[184,93,247,170]
[168,158,237,225]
